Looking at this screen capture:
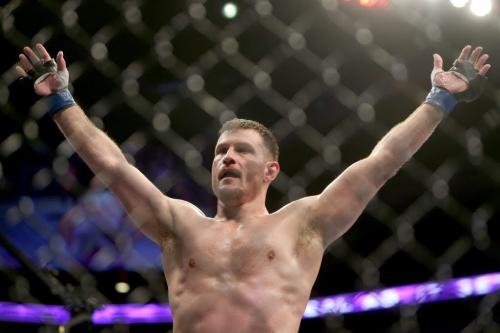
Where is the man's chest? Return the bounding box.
[184,223,287,276]
[162,217,324,282]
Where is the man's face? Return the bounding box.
[211,129,273,204]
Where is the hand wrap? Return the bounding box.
[425,59,487,115]
[449,59,488,103]
[26,58,75,116]
[425,87,457,115]
[27,59,58,86]
[47,89,75,117]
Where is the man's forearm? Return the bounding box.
[371,103,445,173]
[52,105,127,185]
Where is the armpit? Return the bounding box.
[294,224,322,256]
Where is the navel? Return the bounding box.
[267,250,275,260]
[188,258,196,268]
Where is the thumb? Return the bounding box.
[430,53,444,84]
[56,51,67,72]
[433,53,443,71]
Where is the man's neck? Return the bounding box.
[215,197,269,222]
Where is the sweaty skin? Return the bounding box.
[162,129,326,333]
[16,44,491,332]
[163,197,324,333]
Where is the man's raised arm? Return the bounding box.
[307,45,491,247]
[16,43,181,244]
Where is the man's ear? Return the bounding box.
[264,161,280,183]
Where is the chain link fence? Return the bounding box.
[1,0,500,332]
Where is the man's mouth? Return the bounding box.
[219,170,240,180]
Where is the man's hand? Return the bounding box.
[16,43,69,96]
[425,45,491,114]
[431,45,491,95]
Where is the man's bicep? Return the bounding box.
[107,163,175,243]
[312,153,393,245]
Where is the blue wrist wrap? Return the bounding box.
[424,87,457,115]
[47,89,76,117]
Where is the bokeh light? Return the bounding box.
[222,2,238,19]
[470,0,492,16]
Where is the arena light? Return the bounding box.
[303,272,500,317]
[359,0,377,7]
[92,303,173,324]
[2,272,499,324]
[356,0,388,8]
[0,302,70,324]
[449,0,469,8]
[115,282,130,294]
[222,2,238,19]
[469,0,492,16]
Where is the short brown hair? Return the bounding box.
[218,118,279,161]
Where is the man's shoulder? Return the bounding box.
[169,198,207,218]
[157,198,210,240]
[272,195,318,219]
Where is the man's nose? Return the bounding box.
[222,149,236,165]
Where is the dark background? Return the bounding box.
[1,0,500,332]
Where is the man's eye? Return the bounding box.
[237,146,250,153]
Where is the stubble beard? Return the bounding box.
[217,182,245,206]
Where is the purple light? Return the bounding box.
[1,272,500,325]
[92,303,173,324]
[303,272,500,318]
[0,302,70,324]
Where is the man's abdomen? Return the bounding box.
[170,275,308,333]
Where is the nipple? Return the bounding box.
[188,258,196,268]
[267,250,275,260]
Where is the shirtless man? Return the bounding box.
[16,44,490,332]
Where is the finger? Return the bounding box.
[469,46,483,63]
[15,65,28,77]
[457,45,472,62]
[433,53,443,70]
[19,54,34,71]
[478,64,491,77]
[23,46,41,65]
[56,51,67,71]
[475,54,489,71]
[36,43,51,61]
